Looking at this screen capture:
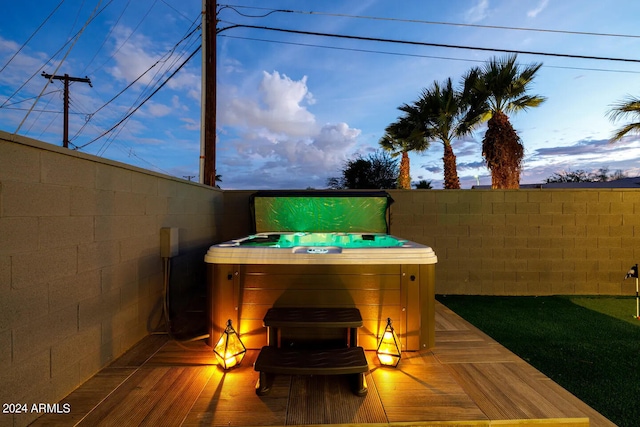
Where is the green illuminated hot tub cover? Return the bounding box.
[250,191,394,234]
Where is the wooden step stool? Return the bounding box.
[254,307,368,396]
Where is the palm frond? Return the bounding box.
[507,94,547,113]
[610,122,640,143]
[607,95,640,142]
[477,54,545,115]
[607,96,640,122]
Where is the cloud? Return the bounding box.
[259,70,316,118]
[226,122,361,175]
[217,71,363,188]
[420,164,443,174]
[527,0,549,18]
[221,57,244,74]
[145,101,172,117]
[220,71,319,137]
[165,68,200,93]
[0,36,55,91]
[418,134,640,189]
[106,26,200,96]
[0,36,20,54]
[522,136,640,183]
[465,0,489,23]
[180,117,199,131]
[533,137,637,157]
[107,26,160,85]
[458,160,486,170]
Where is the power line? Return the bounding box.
[218,4,282,19]
[1,0,114,109]
[2,107,85,114]
[37,110,61,140]
[219,34,640,75]
[86,0,159,76]
[220,22,640,64]
[0,0,65,74]
[14,1,102,136]
[82,0,133,75]
[0,0,198,173]
[75,17,201,144]
[160,0,194,22]
[75,45,201,150]
[219,4,640,40]
[0,90,63,107]
[127,20,200,118]
[25,87,58,136]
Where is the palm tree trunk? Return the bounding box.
[482,111,523,189]
[398,151,411,189]
[442,141,461,189]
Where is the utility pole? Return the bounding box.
[201,0,217,186]
[41,72,92,148]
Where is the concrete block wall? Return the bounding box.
[218,188,640,296]
[388,189,640,296]
[2,136,638,425]
[220,190,257,241]
[0,132,222,427]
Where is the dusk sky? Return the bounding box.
[1,0,640,189]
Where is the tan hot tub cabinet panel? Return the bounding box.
[207,262,436,351]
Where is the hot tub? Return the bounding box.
[205,231,437,351]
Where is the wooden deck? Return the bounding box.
[31,302,615,426]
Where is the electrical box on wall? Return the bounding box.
[160,227,179,258]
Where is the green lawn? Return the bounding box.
[436,295,640,427]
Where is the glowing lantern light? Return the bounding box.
[214,319,246,369]
[377,317,401,367]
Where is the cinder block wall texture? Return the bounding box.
[388,189,640,296]
[220,188,640,296]
[3,132,639,426]
[0,132,222,427]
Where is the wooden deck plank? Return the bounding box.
[286,374,386,425]
[135,366,215,426]
[29,302,615,427]
[144,339,216,366]
[382,398,488,423]
[71,364,213,426]
[534,379,617,427]
[446,363,553,420]
[432,303,616,427]
[182,350,289,427]
[29,368,136,426]
[74,367,172,426]
[371,353,487,423]
[108,334,169,368]
[434,347,517,364]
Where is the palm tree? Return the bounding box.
[469,54,546,189]
[379,112,430,189]
[412,77,484,189]
[327,150,399,189]
[608,96,640,142]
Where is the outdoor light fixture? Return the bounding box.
[213,319,246,369]
[377,317,401,367]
